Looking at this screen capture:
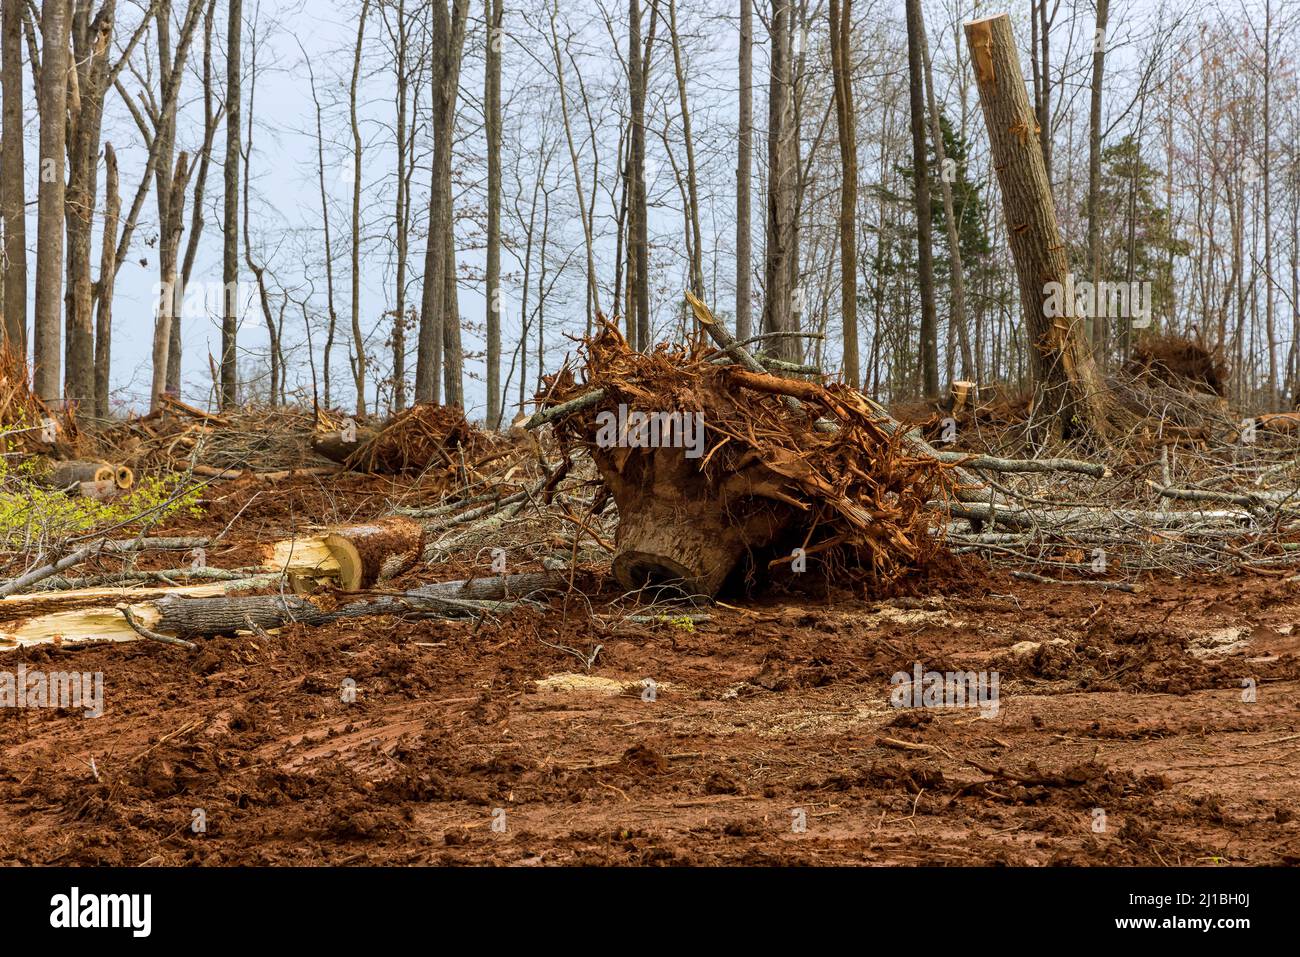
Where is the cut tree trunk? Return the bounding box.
[964,13,1109,441]
[323,517,424,591]
[49,461,116,486]
[594,443,795,597]
[312,427,378,465]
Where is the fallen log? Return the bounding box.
[49,460,115,487]
[311,427,378,466]
[192,464,341,481]
[323,517,425,591]
[0,575,278,619]
[0,536,210,599]
[0,570,579,649]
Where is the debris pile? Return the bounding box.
[535,324,955,597]
[1124,333,1229,398]
[317,403,478,475]
[95,401,337,476]
[0,348,76,457]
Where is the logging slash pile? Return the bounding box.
[536,324,956,597]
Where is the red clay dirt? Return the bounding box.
[1,477,1298,866]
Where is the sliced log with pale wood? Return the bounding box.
[323,516,425,591]
[48,460,115,486]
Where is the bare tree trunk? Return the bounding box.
[484,0,503,426]
[763,0,796,361]
[242,32,278,407]
[347,0,370,416]
[1031,0,1053,182]
[389,0,411,413]
[828,0,857,386]
[918,0,972,381]
[735,0,752,343]
[906,0,938,396]
[965,13,1109,440]
[304,55,337,409]
[221,0,241,407]
[150,152,190,412]
[1086,0,1108,357]
[667,0,703,297]
[628,0,650,350]
[33,0,70,400]
[1,0,27,354]
[1262,0,1276,407]
[63,1,115,407]
[416,0,468,405]
[92,142,118,416]
[171,0,219,395]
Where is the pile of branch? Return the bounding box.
[95,402,340,475]
[1124,333,1229,398]
[314,403,479,475]
[534,320,955,597]
[0,347,76,457]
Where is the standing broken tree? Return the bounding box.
[964,13,1109,440]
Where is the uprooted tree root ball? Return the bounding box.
[535,325,959,598]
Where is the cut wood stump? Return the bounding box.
[323,517,425,591]
[50,460,115,486]
[595,443,795,597]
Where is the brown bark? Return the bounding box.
[92,142,118,416]
[221,0,242,408]
[964,13,1109,440]
[170,0,220,395]
[667,0,703,297]
[389,0,412,413]
[1,0,27,353]
[63,1,115,407]
[918,0,973,381]
[347,0,370,416]
[735,0,752,344]
[627,0,650,350]
[149,152,191,412]
[303,55,338,409]
[484,0,502,426]
[828,0,858,387]
[415,0,469,405]
[762,0,797,361]
[33,0,70,400]
[1086,0,1108,355]
[906,0,938,396]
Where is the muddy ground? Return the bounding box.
[1,475,1298,866]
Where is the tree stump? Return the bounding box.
[323,517,425,591]
[594,444,795,597]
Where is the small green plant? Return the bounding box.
[0,453,204,548]
[656,614,697,633]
